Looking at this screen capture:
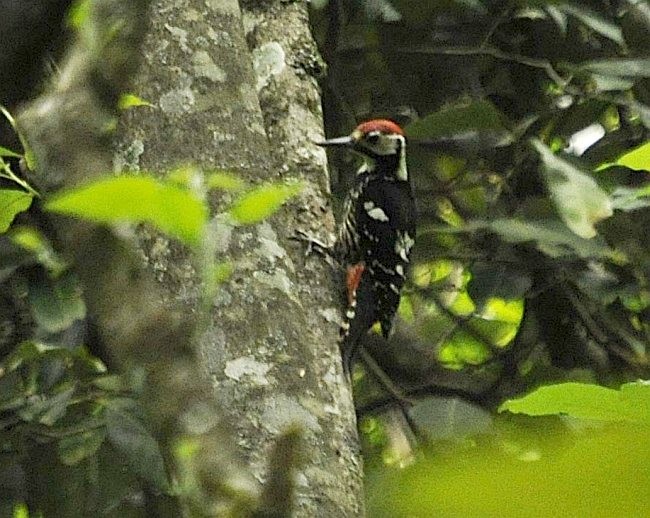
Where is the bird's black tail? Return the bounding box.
[339,270,376,377]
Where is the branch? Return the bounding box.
[396,45,570,87]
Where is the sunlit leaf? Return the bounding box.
[397,294,415,323]
[500,381,650,424]
[45,175,208,246]
[206,171,247,191]
[0,190,33,233]
[117,93,154,110]
[479,298,525,325]
[66,0,92,30]
[229,182,303,225]
[0,146,22,158]
[10,226,67,276]
[532,139,613,238]
[438,331,492,369]
[12,503,29,518]
[615,141,650,171]
[368,422,650,517]
[447,290,475,316]
[0,106,35,170]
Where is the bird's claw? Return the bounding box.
[291,229,333,258]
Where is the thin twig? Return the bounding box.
[397,45,570,87]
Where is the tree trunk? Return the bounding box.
[115,1,364,515]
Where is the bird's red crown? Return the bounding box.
[355,119,404,136]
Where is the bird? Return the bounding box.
[316,119,416,376]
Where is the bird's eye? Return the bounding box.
[366,133,380,144]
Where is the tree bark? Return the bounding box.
[115,1,363,515]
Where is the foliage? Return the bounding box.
[367,380,650,516]
[500,380,650,423]
[311,0,650,514]
[0,109,301,513]
[312,0,650,393]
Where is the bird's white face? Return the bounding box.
[352,129,408,181]
[353,129,405,157]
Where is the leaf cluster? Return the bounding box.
[0,121,302,514]
[313,0,650,393]
[311,0,650,513]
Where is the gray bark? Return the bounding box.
[115,1,363,516]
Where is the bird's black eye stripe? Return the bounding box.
[366,132,381,144]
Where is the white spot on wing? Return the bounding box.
[367,207,389,222]
[372,259,394,275]
[395,232,415,262]
[395,264,404,277]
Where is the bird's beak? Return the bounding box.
[315,135,354,147]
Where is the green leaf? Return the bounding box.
[12,503,29,518]
[206,171,247,191]
[66,0,92,30]
[10,226,67,275]
[438,330,492,369]
[58,428,107,466]
[459,218,612,258]
[0,106,35,170]
[118,93,154,110]
[405,99,511,142]
[615,141,650,171]
[559,4,623,45]
[0,146,22,158]
[45,175,209,246]
[2,341,50,372]
[532,139,613,238]
[368,422,650,518]
[229,182,303,225]
[28,273,86,333]
[499,381,650,424]
[0,190,33,233]
[17,383,76,425]
[105,399,169,491]
[582,58,650,78]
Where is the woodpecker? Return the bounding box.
[317,119,416,376]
